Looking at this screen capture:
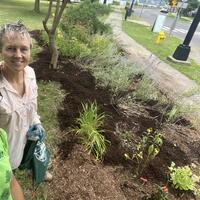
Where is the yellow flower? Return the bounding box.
[147,128,153,133]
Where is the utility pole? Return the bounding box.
[172,5,200,61]
[169,0,187,36]
[169,7,181,36]
[125,0,135,20]
[139,0,147,18]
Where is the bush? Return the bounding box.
[89,35,109,55]
[42,29,90,58]
[60,24,90,43]
[61,0,111,34]
[169,162,196,191]
[58,36,90,58]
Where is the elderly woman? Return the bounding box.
[0,21,51,189]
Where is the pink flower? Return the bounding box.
[140,177,148,184]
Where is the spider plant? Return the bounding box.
[75,102,109,160]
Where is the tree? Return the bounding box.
[43,0,68,69]
[34,0,40,13]
[182,0,199,16]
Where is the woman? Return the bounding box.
[0,22,51,183]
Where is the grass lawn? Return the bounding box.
[0,0,50,30]
[122,20,200,84]
[0,0,61,30]
[16,80,65,200]
[167,12,193,22]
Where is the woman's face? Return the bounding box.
[1,32,31,73]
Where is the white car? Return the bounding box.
[160,6,169,13]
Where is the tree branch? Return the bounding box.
[52,0,68,33]
[43,0,53,33]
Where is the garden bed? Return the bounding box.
[30,30,200,200]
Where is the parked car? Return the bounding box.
[160,6,169,13]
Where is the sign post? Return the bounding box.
[169,1,188,36]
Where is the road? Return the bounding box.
[133,7,200,63]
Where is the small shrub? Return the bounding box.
[169,162,196,191]
[134,75,168,104]
[60,24,90,43]
[62,0,111,34]
[57,35,90,58]
[165,102,198,124]
[81,38,142,102]
[74,102,109,160]
[89,35,109,55]
[125,128,163,176]
[43,28,91,58]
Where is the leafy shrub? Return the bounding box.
[62,0,111,34]
[81,37,142,102]
[169,162,196,191]
[42,29,90,58]
[125,128,163,176]
[60,24,90,43]
[165,102,198,124]
[57,35,90,58]
[74,102,109,160]
[89,35,109,55]
[134,75,168,104]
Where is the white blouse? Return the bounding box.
[0,66,40,169]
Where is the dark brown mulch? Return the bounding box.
[30,30,200,200]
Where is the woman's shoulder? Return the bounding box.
[24,66,36,79]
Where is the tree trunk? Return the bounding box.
[43,0,68,69]
[49,33,59,69]
[34,0,40,13]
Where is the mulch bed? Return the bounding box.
[30,30,200,200]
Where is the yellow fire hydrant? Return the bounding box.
[155,31,166,44]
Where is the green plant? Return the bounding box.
[81,36,143,102]
[125,128,163,176]
[74,102,109,160]
[161,99,200,126]
[62,0,111,34]
[89,35,109,55]
[169,162,196,191]
[134,75,168,104]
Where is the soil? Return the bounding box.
[30,30,200,200]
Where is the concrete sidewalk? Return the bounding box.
[106,8,200,125]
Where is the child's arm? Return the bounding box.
[10,175,25,200]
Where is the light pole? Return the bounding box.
[172,5,200,61]
[125,0,135,20]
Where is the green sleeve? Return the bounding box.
[0,128,13,200]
